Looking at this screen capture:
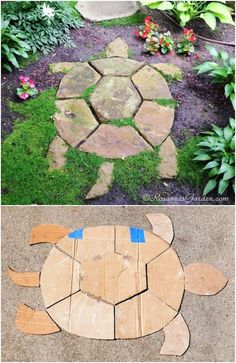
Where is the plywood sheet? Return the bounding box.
[40,247,80,307]
[115,290,177,339]
[148,248,184,310]
[48,291,114,339]
[29,224,71,244]
[115,225,169,264]
[15,304,60,335]
[184,263,228,295]
[7,267,40,287]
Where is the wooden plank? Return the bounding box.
[40,247,80,307]
[115,225,169,264]
[29,224,71,245]
[146,213,173,244]
[147,248,184,310]
[15,304,60,335]
[7,267,40,287]
[115,291,177,339]
[80,253,146,304]
[160,313,190,355]
[48,291,114,339]
[184,263,228,295]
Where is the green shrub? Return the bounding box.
[1,19,30,71]
[193,118,235,195]
[141,1,234,29]
[194,46,235,109]
[3,1,83,56]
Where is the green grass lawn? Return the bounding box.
[2,88,162,204]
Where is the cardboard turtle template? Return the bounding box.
[8,214,228,356]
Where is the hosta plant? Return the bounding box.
[141,1,234,30]
[176,28,196,56]
[1,20,30,71]
[193,118,235,195]
[17,76,38,100]
[194,46,235,109]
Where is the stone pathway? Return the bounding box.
[48,38,181,198]
[76,1,139,22]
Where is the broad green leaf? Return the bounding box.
[203,160,219,170]
[218,179,229,194]
[206,2,233,17]
[229,118,235,129]
[193,154,212,161]
[211,68,228,78]
[218,163,231,174]
[230,93,235,109]
[208,166,220,177]
[194,62,218,74]
[219,50,228,61]
[180,13,191,25]
[205,45,219,57]
[203,179,217,195]
[7,52,19,68]
[225,83,234,98]
[223,166,235,180]
[200,12,216,30]
[223,125,233,142]
[176,2,189,11]
[155,1,173,10]
[214,12,235,25]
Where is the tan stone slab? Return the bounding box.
[147,248,184,310]
[132,65,172,100]
[86,162,114,199]
[106,38,129,58]
[158,136,177,178]
[49,62,80,74]
[115,290,177,339]
[115,225,169,264]
[15,304,60,335]
[47,135,68,171]
[160,314,190,355]
[7,267,40,287]
[184,263,228,295]
[54,99,98,148]
[80,253,146,305]
[90,76,141,121]
[80,125,152,159]
[134,101,174,146]
[146,213,174,244]
[48,291,114,339]
[57,226,115,262]
[152,63,183,80]
[90,58,143,76]
[29,224,71,245]
[57,63,101,99]
[41,247,80,307]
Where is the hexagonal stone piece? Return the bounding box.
[134,101,175,146]
[158,136,177,178]
[80,124,152,158]
[90,58,143,76]
[54,99,98,147]
[132,65,172,100]
[90,76,141,121]
[152,63,183,80]
[57,63,101,99]
[47,135,68,171]
[105,37,129,58]
[80,252,147,305]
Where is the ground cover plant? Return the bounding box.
[1,1,235,205]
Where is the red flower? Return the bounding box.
[141,31,149,39]
[189,35,196,42]
[144,16,151,23]
[134,31,140,38]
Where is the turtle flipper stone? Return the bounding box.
[160,314,190,356]
[7,267,40,287]
[15,304,60,335]
[184,263,228,295]
[29,224,71,245]
[146,213,173,244]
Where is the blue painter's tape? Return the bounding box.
[68,228,83,239]
[130,227,145,243]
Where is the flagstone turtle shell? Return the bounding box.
[8,214,228,356]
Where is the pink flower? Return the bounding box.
[134,31,140,38]
[29,80,35,88]
[19,75,30,84]
[19,93,29,100]
[144,16,151,23]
